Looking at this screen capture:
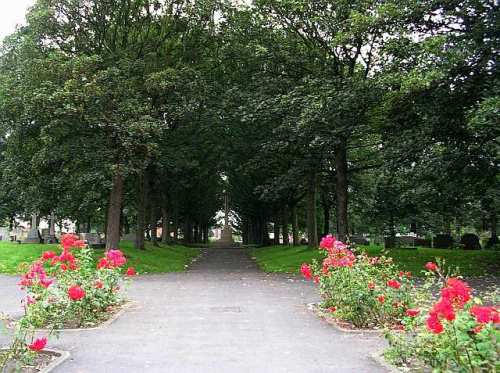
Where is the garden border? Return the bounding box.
[0,348,70,373]
[307,303,382,334]
[34,300,136,333]
[370,350,403,373]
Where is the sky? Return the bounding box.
[0,0,34,42]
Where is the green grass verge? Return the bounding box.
[0,241,200,275]
[250,245,500,277]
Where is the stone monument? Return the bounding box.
[24,214,40,243]
[218,192,234,247]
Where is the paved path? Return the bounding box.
[0,249,385,373]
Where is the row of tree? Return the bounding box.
[0,0,498,249]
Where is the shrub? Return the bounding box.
[384,263,499,372]
[18,234,135,329]
[0,313,52,371]
[460,233,482,250]
[433,234,454,249]
[301,235,419,329]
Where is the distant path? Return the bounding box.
[0,249,385,372]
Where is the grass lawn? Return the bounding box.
[250,245,500,277]
[0,240,200,275]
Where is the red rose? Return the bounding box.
[425,262,438,271]
[387,279,401,289]
[406,308,420,317]
[97,257,109,269]
[300,263,312,280]
[377,295,385,304]
[328,306,337,313]
[28,337,47,352]
[68,285,85,301]
[426,313,444,334]
[470,305,499,324]
[42,251,56,261]
[106,249,127,267]
[126,267,137,276]
[368,281,375,290]
[61,233,79,250]
[94,280,104,289]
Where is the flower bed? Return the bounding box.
[0,347,69,373]
[301,235,499,372]
[1,234,136,371]
[301,235,420,330]
[18,234,135,329]
[384,263,499,372]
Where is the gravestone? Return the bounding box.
[350,235,369,245]
[433,234,454,249]
[24,214,40,243]
[460,234,481,250]
[80,232,104,247]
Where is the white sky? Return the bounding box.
[0,0,34,42]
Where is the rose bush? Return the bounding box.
[19,234,135,329]
[0,313,52,371]
[384,263,499,372]
[301,235,418,329]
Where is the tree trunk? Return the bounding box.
[161,208,170,243]
[150,207,159,246]
[262,218,270,246]
[282,206,290,245]
[322,204,330,239]
[273,215,281,245]
[291,205,299,246]
[204,225,209,244]
[135,172,147,250]
[306,174,318,248]
[106,170,124,249]
[487,211,498,247]
[335,139,349,242]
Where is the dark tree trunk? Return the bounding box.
[172,206,179,241]
[161,208,170,243]
[306,174,318,248]
[106,170,124,249]
[410,220,417,234]
[242,217,249,245]
[204,225,209,244]
[335,139,349,242]
[322,204,330,239]
[135,172,147,250]
[150,207,159,246]
[291,205,299,246]
[262,218,270,246]
[282,206,290,245]
[487,212,498,247]
[273,215,281,245]
[184,220,193,243]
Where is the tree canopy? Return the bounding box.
[0,0,498,249]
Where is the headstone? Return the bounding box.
[460,234,481,250]
[24,214,40,243]
[45,211,57,243]
[350,235,369,245]
[433,234,454,249]
[79,232,104,247]
[0,227,10,241]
